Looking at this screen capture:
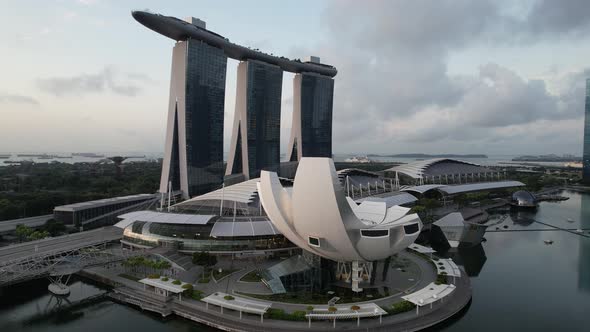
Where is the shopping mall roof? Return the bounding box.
[210,218,280,237]
[385,158,492,180]
[401,184,447,195]
[54,194,156,212]
[176,178,260,205]
[115,210,216,229]
[401,181,525,196]
[438,181,525,195]
[355,192,418,206]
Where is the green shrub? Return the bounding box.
[306,305,314,312]
[328,306,337,312]
[182,283,193,289]
[147,274,160,279]
[189,289,204,300]
[264,308,307,321]
[172,279,182,285]
[389,300,416,314]
[224,295,235,301]
[198,278,210,283]
[292,311,306,320]
[161,277,169,281]
[435,274,447,285]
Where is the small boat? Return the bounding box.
[567,218,574,223]
[544,240,553,245]
[575,229,583,233]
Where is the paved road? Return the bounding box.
[0,214,53,234]
[0,226,123,264]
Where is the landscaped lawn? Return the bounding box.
[212,268,238,281]
[239,270,263,282]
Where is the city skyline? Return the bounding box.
[2,0,590,156]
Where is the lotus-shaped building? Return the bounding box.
[258,157,422,291]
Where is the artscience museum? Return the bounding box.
[258,157,422,292]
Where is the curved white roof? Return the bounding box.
[439,181,524,194]
[401,184,447,194]
[176,178,260,205]
[116,210,216,228]
[210,219,280,237]
[385,158,490,179]
[355,193,418,206]
[401,181,525,195]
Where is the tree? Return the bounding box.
[28,230,50,241]
[15,224,33,242]
[44,219,66,236]
[192,252,217,280]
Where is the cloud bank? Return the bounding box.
[315,0,590,154]
[37,66,152,97]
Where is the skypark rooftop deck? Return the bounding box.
[132,10,337,77]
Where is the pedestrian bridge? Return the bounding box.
[0,226,132,286]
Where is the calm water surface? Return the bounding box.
[1,190,589,331]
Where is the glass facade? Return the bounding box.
[584,79,590,183]
[184,39,227,196]
[245,61,283,178]
[122,221,294,252]
[300,73,334,158]
[169,108,181,191]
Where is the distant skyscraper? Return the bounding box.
[584,78,590,184]
[287,69,335,162]
[160,39,227,199]
[226,60,283,179]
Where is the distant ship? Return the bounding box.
[72,153,105,158]
[344,156,373,163]
[16,153,62,159]
[17,153,47,157]
[0,154,10,159]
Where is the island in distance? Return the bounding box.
[367,153,488,158]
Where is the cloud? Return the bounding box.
[314,0,590,153]
[0,94,39,105]
[37,66,151,97]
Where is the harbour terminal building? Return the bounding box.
[132,11,336,199]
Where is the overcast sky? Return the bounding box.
[1,0,590,156]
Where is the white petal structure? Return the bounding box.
[258,157,422,263]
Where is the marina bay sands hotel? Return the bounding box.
[133,11,337,199]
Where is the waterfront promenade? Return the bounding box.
[81,250,471,332]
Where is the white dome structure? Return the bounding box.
[258,157,422,262]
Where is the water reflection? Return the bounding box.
[579,193,590,293]
[509,209,536,226]
[451,244,487,277]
